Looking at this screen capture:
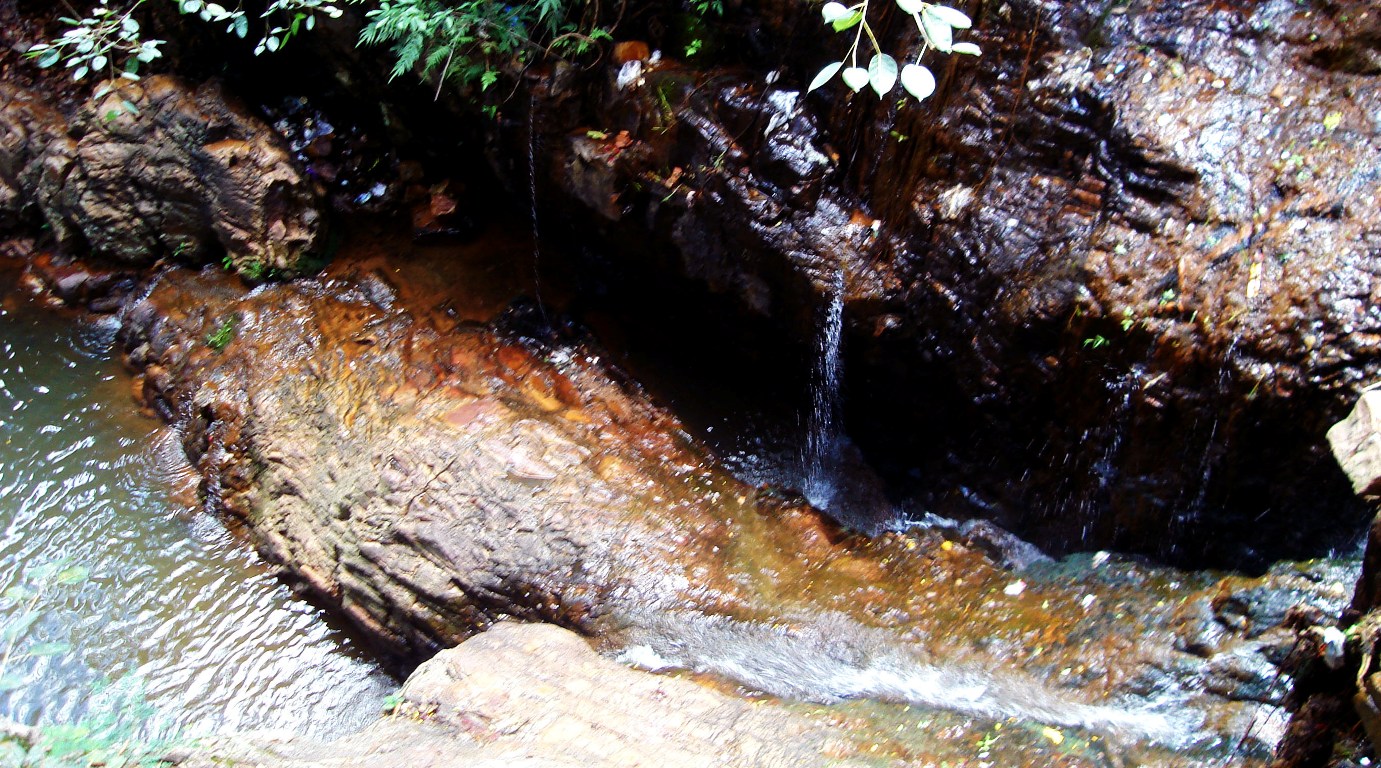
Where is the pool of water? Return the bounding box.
[0,282,395,740]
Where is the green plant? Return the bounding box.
[0,563,90,693]
[808,0,980,100]
[1,678,177,768]
[206,316,237,350]
[0,564,178,768]
[356,0,612,94]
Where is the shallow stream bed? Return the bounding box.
[0,275,395,741]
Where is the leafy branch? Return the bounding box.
[26,0,346,89]
[808,0,980,101]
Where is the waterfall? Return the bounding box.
[528,92,548,323]
[802,265,845,508]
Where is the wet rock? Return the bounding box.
[0,83,67,228]
[0,76,323,273]
[500,0,1381,568]
[1329,391,1381,499]
[175,622,865,768]
[109,240,1358,761]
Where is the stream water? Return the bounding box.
[0,280,394,740]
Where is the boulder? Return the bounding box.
[1329,391,1381,499]
[174,622,866,768]
[0,76,324,273]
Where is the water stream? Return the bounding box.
[0,283,394,739]
[802,265,845,510]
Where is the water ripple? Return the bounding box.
[0,295,394,738]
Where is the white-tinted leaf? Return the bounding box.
[841,66,869,92]
[306,15,315,30]
[233,15,249,38]
[928,4,972,28]
[91,54,107,70]
[821,1,850,22]
[0,675,25,692]
[72,65,89,80]
[951,41,981,55]
[896,0,925,12]
[868,53,898,96]
[808,61,843,92]
[2,612,38,641]
[920,8,953,51]
[182,0,203,11]
[900,63,936,100]
[26,642,71,657]
[266,35,280,52]
[122,16,140,34]
[206,3,227,17]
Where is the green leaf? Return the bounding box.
[55,565,89,585]
[36,49,60,68]
[3,586,31,603]
[73,65,89,81]
[901,63,936,100]
[808,61,842,92]
[233,15,249,38]
[841,66,869,92]
[831,10,862,31]
[868,53,898,96]
[1323,111,1343,131]
[920,7,953,51]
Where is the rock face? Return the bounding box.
[104,238,1363,763]
[504,0,1381,567]
[176,622,865,768]
[0,76,323,273]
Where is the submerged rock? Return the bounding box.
[0,76,324,273]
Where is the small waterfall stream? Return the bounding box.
[528,92,549,323]
[802,265,845,509]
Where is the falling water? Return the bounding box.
[528,91,548,323]
[802,265,845,508]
